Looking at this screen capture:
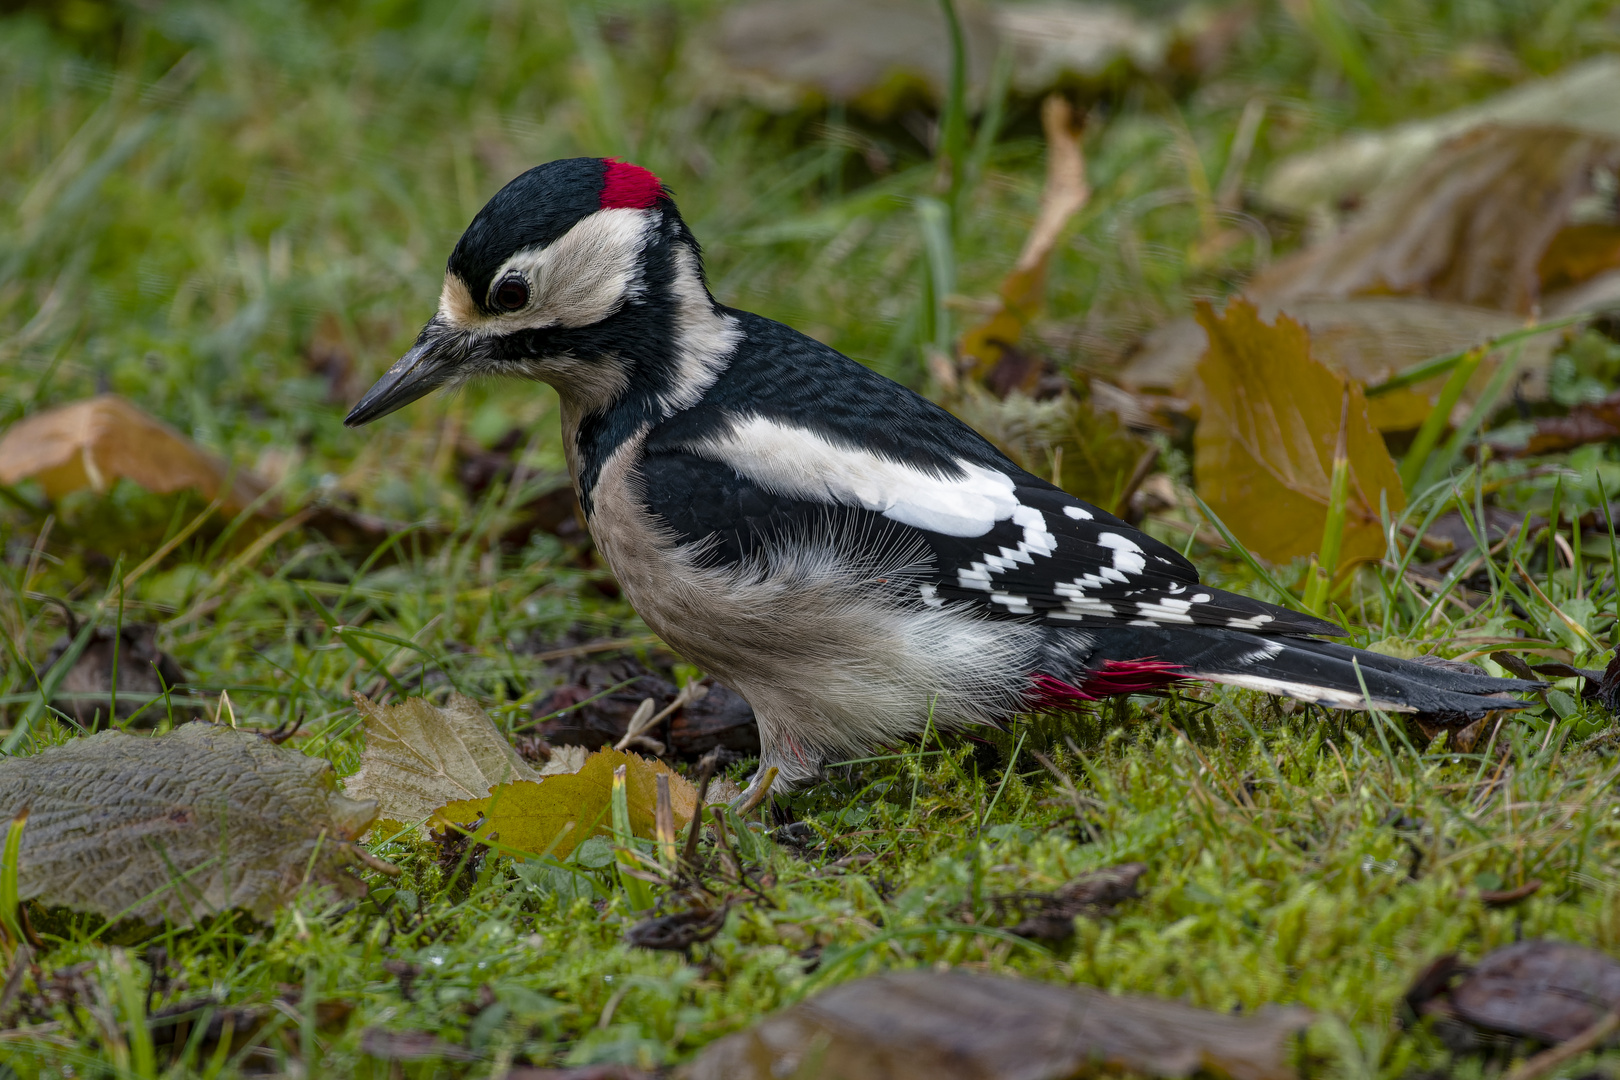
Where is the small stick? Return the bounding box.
[1503,1005,1620,1080]
[680,752,720,870]
[351,846,402,877]
[613,682,709,752]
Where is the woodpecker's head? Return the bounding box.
[346,157,735,427]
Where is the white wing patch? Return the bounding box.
[698,415,1025,537]
[1096,532,1146,575]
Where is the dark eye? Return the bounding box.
[492,276,529,311]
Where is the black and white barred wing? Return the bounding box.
[640,415,1338,637]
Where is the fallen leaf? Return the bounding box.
[345,693,541,834]
[1119,296,1562,431]
[39,622,189,728]
[0,395,268,515]
[1249,125,1620,314]
[677,969,1313,1080]
[0,722,379,926]
[1538,223,1620,293]
[959,95,1090,387]
[625,905,730,952]
[1492,390,1620,458]
[1412,940,1620,1044]
[709,0,997,114]
[1193,298,1403,566]
[1260,56,1620,220]
[706,0,1166,116]
[1531,652,1620,712]
[977,862,1147,942]
[438,749,698,860]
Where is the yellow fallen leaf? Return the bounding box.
[437,748,697,860]
[1118,296,1562,432]
[0,394,268,514]
[1193,298,1403,567]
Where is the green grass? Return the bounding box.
[5,0,1620,1076]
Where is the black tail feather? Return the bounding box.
[1078,626,1541,717]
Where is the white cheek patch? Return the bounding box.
[699,415,1024,538]
[446,208,656,334]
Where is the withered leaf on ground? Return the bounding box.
[677,969,1313,1080]
[1193,298,1403,566]
[437,749,698,861]
[1119,296,1561,431]
[1249,125,1620,315]
[0,723,379,926]
[1492,390,1620,458]
[1260,56,1620,220]
[1529,652,1620,712]
[625,905,730,952]
[1409,940,1620,1044]
[41,622,188,728]
[978,862,1147,942]
[707,0,1166,116]
[345,693,542,834]
[0,394,420,553]
[0,395,269,515]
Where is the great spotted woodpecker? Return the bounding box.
[347,157,1534,797]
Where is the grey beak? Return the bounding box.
[344,323,456,427]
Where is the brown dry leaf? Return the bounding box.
[0,722,379,926]
[1249,125,1620,314]
[345,693,542,834]
[1411,941,1620,1044]
[960,95,1090,388]
[1120,296,1562,431]
[706,0,1165,116]
[1260,56,1620,220]
[1491,390,1620,458]
[677,969,1313,1080]
[437,749,697,860]
[41,622,188,728]
[1193,298,1403,566]
[0,395,269,514]
[1538,223,1620,293]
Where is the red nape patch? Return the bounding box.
[600,159,664,210]
[1026,660,1184,710]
